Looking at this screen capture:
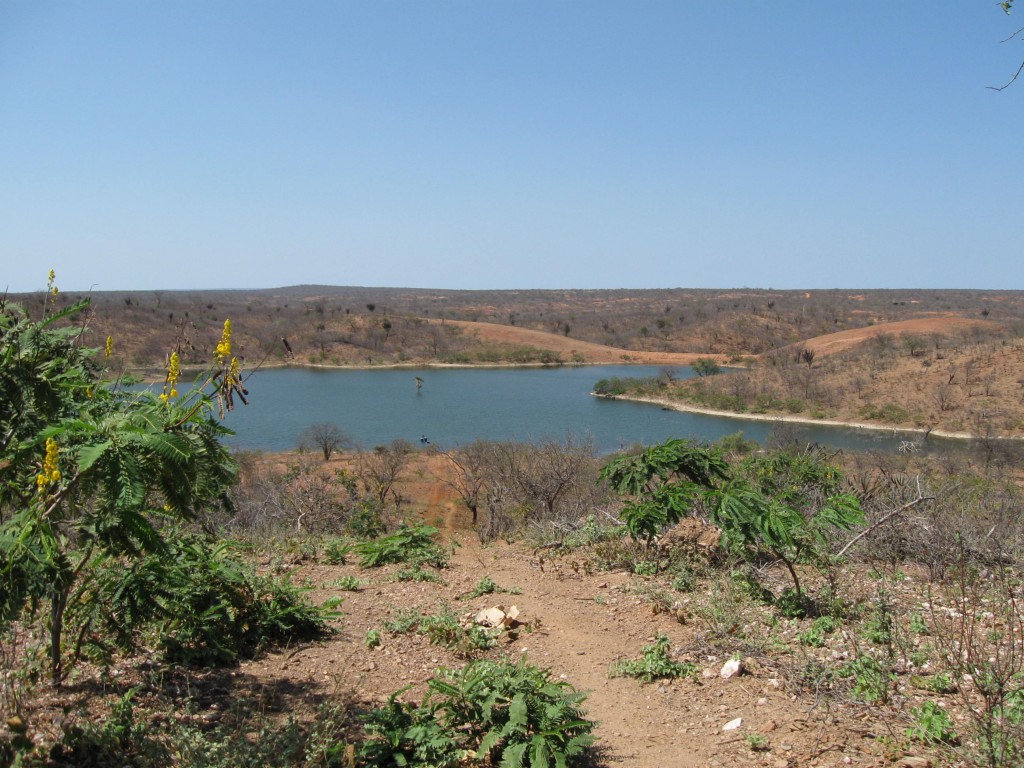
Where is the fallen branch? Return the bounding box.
[836,477,931,558]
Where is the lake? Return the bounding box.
[198,365,936,455]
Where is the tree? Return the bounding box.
[602,440,863,608]
[991,1,1024,91]
[0,295,238,683]
[600,439,729,543]
[299,422,352,461]
[707,447,862,603]
[692,358,721,378]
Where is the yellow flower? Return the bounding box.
[105,336,114,358]
[215,319,232,363]
[161,350,182,402]
[37,438,60,494]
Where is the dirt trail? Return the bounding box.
[255,531,883,767]
[247,489,890,768]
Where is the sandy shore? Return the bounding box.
[597,394,1024,442]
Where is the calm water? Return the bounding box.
[183,365,944,456]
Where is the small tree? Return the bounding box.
[0,295,238,684]
[299,422,352,461]
[692,358,721,378]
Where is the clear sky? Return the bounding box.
[1,1,1022,292]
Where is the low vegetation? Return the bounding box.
[5,276,1024,767]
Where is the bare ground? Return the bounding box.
[233,459,940,768]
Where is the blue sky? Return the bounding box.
[1,1,1021,292]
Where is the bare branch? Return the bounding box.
[836,476,931,558]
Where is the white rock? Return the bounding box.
[720,659,744,679]
[722,717,742,731]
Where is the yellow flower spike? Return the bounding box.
[228,356,241,386]
[47,269,55,285]
[160,350,182,402]
[105,335,114,358]
[215,319,232,363]
[37,438,60,494]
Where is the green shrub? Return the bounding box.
[907,701,958,745]
[419,607,496,657]
[610,635,697,683]
[360,659,594,768]
[799,615,840,647]
[322,537,352,565]
[355,523,449,568]
[80,535,336,666]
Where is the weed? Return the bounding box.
[610,635,697,683]
[907,701,958,745]
[365,629,383,649]
[393,565,446,584]
[671,567,697,593]
[327,575,361,591]
[420,606,497,658]
[356,523,449,568]
[634,560,658,576]
[745,733,769,751]
[799,615,840,647]
[383,609,423,635]
[842,655,892,704]
[361,659,594,767]
[462,576,521,599]
[322,537,352,565]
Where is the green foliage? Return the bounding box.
[365,629,383,649]
[46,688,168,766]
[419,607,496,658]
[328,575,361,591]
[709,447,863,601]
[360,660,595,768]
[355,523,449,568]
[0,294,239,682]
[393,565,446,584]
[610,635,697,683]
[863,597,895,646]
[592,376,658,396]
[692,357,721,377]
[462,575,521,599]
[842,655,892,704]
[346,499,386,539]
[322,537,352,565]
[799,615,840,647]
[383,608,423,635]
[77,535,336,665]
[633,560,658,576]
[600,439,728,542]
[171,701,352,768]
[907,701,958,745]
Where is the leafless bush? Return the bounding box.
[474,437,611,542]
[223,453,354,537]
[929,558,1024,767]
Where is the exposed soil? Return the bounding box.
[431,320,732,366]
[230,458,940,768]
[792,317,996,358]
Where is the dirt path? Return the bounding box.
[246,527,893,767]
